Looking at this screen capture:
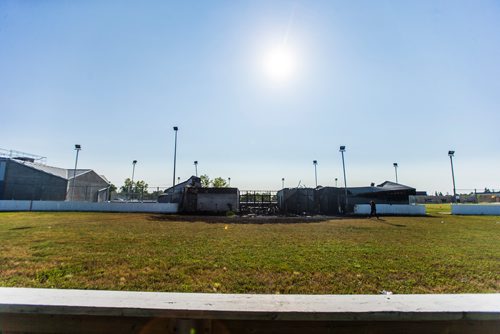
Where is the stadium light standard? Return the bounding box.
[282,177,285,189]
[71,144,81,201]
[129,160,137,200]
[313,160,318,188]
[393,162,398,183]
[340,146,348,212]
[448,150,457,202]
[194,160,198,177]
[172,126,178,187]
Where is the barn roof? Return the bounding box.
[5,158,101,181]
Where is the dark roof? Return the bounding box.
[377,181,416,190]
[164,176,201,193]
[1,157,108,183]
[348,183,415,196]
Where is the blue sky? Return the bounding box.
[1,1,499,193]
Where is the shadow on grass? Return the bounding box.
[147,215,342,225]
[9,226,34,231]
[365,217,406,227]
[378,219,406,227]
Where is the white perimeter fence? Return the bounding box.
[354,204,426,216]
[3,201,500,216]
[451,204,500,216]
[0,200,178,213]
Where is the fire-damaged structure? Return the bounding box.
[277,181,416,215]
[158,176,239,213]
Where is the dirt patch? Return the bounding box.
[148,215,343,224]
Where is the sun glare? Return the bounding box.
[262,45,297,82]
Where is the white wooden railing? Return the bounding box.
[1,288,499,333]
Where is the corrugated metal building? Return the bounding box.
[0,157,111,202]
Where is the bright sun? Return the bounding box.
[262,45,297,82]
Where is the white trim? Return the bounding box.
[0,288,498,321]
[0,200,178,213]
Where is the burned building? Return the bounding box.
[277,181,416,215]
[276,188,316,215]
[158,176,239,213]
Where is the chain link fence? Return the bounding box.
[110,186,169,202]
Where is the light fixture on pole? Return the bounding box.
[282,177,285,189]
[71,144,81,201]
[194,160,198,177]
[313,160,318,188]
[228,177,231,187]
[129,160,137,200]
[448,150,457,201]
[172,126,178,187]
[339,145,348,212]
[177,176,180,185]
[393,162,398,183]
[335,178,338,187]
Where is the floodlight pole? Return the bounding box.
[131,160,137,184]
[194,161,198,177]
[448,151,456,202]
[313,160,318,188]
[172,126,178,187]
[282,177,285,189]
[228,177,231,187]
[129,160,137,200]
[393,162,398,183]
[71,144,81,201]
[335,178,338,187]
[340,146,348,212]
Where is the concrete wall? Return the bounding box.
[1,160,67,201]
[0,200,178,213]
[354,204,426,216]
[452,204,500,216]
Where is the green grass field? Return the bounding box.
[0,206,499,294]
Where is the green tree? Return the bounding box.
[200,174,211,188]
[120,178,134,193]
[108,183,117,193]
[134,180,149,195]
[107,183,117,201]
[212,177,228,188]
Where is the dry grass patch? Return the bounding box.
[0,209,499,294]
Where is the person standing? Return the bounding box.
[369,200,378,219]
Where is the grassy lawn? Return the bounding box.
[0,207,499,294]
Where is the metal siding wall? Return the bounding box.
[3,161,67,201]
[0,161,5,199]
[67,171,109,202]
[0,161,6,181]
